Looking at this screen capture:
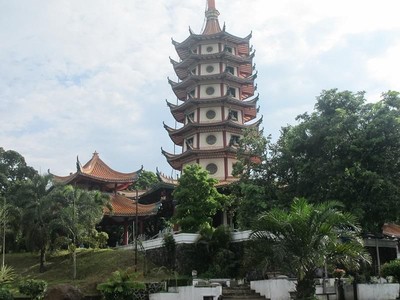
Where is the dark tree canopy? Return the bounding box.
[234,90,400,232]
[130,170,158,190]
[0,147,37,196]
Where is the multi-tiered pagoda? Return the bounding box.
[162,0,261,181]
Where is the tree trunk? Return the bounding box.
[296,276,316,300]
[72,250,76,280]
[39,248,46,273]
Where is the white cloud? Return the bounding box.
[367,41,400,88]
[0,0,399,176]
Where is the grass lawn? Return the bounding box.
[5,248,167,296]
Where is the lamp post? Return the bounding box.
[135,189,138,272]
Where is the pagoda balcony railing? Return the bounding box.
[183,145,237,151]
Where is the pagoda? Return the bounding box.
[51,151,160,246]
[162,0,261,181]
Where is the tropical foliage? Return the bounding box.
[252,198,370,299]
[234,90,400,232]
[172,164,227,232]
[381,259,400,283]
[49,185,110,279]
[18,279,47,300]
[97,269,145,300]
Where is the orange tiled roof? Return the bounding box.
[104,194,160,217]
[382,223,400,238]
[52,151,141,185]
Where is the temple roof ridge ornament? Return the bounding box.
[51,151,142,186]
[202,0,222,35]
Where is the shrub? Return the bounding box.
[18,279,47,300]
[0,266,16,286]
[0,287,13,300]
[163,233,176,270]
[97,269,146,300]
[381,259,400,283]
[96,231,109,248]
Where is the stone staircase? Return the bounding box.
[222,285,268,299]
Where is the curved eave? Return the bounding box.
[74,172,139,184]
[156,168,179,186]
[162,146,239,170]
[168,94,260,123]
[173,31,252,60]
[51,173,79,185]
[166,119,261,145]
[170,72,257,100]
[104,194,160,217]
[172,52,255,80]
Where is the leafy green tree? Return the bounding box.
[0,148,37,195]
[197,225,238,278]
[272,90,400,231]
[131,170,158,190]
[0,148,37,254]
[252,198,370,299]
[50,185,110,279]
[232,128,280,228]
[20,174,55,272]
[172,164,226,233]
[233,90,400,232]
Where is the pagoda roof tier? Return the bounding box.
[151,168,238,188]
[170,51,255,80]
[161,146,239,170]
[167,94,259,123]
[169,72,257,100]
[164,117,263,146]
[51,151,141,191]
[172,31,252,61]
[103,193,160,217]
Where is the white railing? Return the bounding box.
[118,230,253,251]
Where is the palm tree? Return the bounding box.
[20,174,54,272]
[51,185,110,279]
[252,198,370,300]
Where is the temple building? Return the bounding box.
[162,0,262,181]
[51,151,161,246]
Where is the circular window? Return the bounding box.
[206,163,218,175]
[206,87,215,95]
[206,110,216,119]
[206,46,213,53]
[206,135,217,145]
[206,65,214,73]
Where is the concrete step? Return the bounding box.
[222,285,268,300]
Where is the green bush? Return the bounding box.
[381,259,400,283]
[18,279,47,300]
[163,233,176,270]
[0,266,16,286]
[97,269,146,300]
[96,231,109,248]
[0,287,13,300]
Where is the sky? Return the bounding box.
[1,0,400,177]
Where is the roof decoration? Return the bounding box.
[202,0,222,35]
[51,151,142,191]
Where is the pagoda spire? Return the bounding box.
[202,0,222,35]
